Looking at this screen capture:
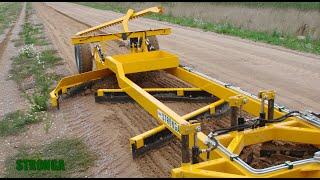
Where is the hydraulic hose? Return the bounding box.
[209,111,301,136]
[261,110,300,123]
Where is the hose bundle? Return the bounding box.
[209,111,301,136]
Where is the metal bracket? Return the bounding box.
[230,154,239,161]
[121,33,127,40]
[228,95,248,107]
[314,151,320,161]
[284,161,294,169]
[258,90,275,100]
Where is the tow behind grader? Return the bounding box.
[50,7,320,178]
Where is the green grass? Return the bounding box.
[0,2,22,35]
[75,2,320,55]
[9,47,62,112]
[1,2,62,137]
[0,110,46,137]
[4,138,97,178]
[155,2,320,11]
[213,2,320,11]
[20,4,48,46]
[10,2,62,112]
[2,4,96,177]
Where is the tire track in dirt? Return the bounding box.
[0,3,27,175]
[0,3,68,177]
[33,2,213,177]
[0,25,14,60]
[0,3,28,117]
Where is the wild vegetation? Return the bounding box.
[2,3,96,178]
[0,3,61,137]
[4,138,97,178]
[76,2,320,55]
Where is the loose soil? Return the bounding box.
[1,2,319,178]
[240,140,319,169]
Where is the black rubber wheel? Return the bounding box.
[74,44,93,73]
[147,36,160,51]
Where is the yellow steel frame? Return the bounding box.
[96,87,203,97]
[75,6,163,36]
[49,6,320,178]
[71,28,171,45]
[172,118,320,178]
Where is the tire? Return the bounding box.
[74,44,93,73]
[147,36,160,51]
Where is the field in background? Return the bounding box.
[209,2,320,11]
[76,2,320,55]
[89,2,320,40]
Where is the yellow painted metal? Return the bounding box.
[93,47,106,70]
[258,90,276,100]
[99,41,108,54]
[172,168,248,178]
[97,87,202,96]
[172,118,320,178]
[226,132,244,155]
[49,6,320,178]
[109,51,179,74]
[130,125,167,148]
[228,94,248,107]
[182,99,225,120]
[51,50,320,177]
[76,6,163,36]
[173,161,320,178]
[72,28,171,45]
[104,55,200,136]
[177,89,184,96]
[122,9,134,32]
[129,99,225,149]
[50,69,111,107]
[165,67,301,121]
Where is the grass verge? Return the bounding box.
[2,4,96,178]
[4,138,97,178]
[75,2,320,55]
[210,2,320,11]
[0,110,46,137]
[0,2,62,137]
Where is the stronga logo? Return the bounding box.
[16,159,65,171]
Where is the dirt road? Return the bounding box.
[32,3,200,177]
[0,3,27,117]
[46,2,320,112]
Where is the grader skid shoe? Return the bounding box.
[50,6,320,178]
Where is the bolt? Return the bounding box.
[204,137,209,145]
[314,151,320,161]
[230,154,238,161]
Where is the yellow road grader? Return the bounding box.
[50,6,320,178]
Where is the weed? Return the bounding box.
[76,2,320,55]
[0,111,26,137]
[4,138,97,178]
[0,110,45,137]
[43,115,52,134]
[4,2,63,137]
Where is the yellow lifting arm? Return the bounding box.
[71,28,171,45]
[75,6,163,36]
